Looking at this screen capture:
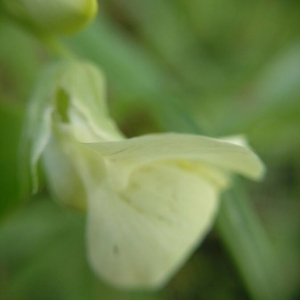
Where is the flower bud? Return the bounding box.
[2,0,97,35]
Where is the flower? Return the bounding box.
[24,60,265,289]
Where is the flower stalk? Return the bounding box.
[217,186,285,300]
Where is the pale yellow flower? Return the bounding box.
[25,61,265,289]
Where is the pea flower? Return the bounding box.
[24,60,265,289]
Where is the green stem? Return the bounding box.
[40,35,77,59]
[216,185,285,300]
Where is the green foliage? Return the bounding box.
[0,103,23,218]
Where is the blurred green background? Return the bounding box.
[0,0,299,299]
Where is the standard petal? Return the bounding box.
[86,161,219,288]
[86,133,265,182]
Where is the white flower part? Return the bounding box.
[25,60,265,290]
[85,133,265,192]
[87,162,218,288]
[73,132,265,289]
[219,134,249,147]
[42,136,86,210]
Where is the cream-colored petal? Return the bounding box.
[42,137,86,210]
[85,161,219,289]
[24,61,122,193]
[24,64,59,193]
[86,133,265,183]
[219,134,249,147]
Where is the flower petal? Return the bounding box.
[219,134,249,147]
[24,61,122,192]
[42,137,86,210]
[85,161,219,288]
[24,65,58,192]
[86,133,265,184]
